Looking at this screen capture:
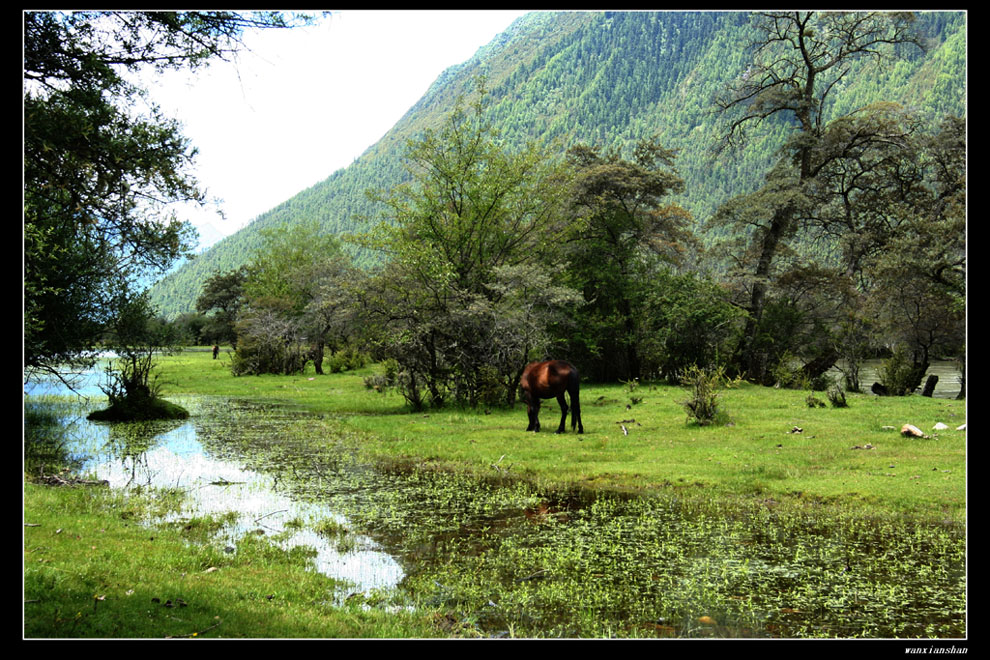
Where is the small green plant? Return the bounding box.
[679,365,731,426]
[826,383,848,408]
[314,517,357,553]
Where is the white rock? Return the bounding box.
[933,422,949,431]
[900,424,925,438]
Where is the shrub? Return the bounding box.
[326,347,367,373]
[827,383,848,408]
[363,359,426,410]
[679,364,732,426]
[878,346,926,396]
[230,310,308,376]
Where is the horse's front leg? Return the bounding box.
[526,399,541,432]
[555,393,569,433]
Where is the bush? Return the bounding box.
[86,292,189,421]
[364,359,399,393]
[326,347,367,373]
[878,346,925,396]
[230,310,308,376]
[679,364,733,426]
[363,359,426,410]
[636,269,743,383]
[826,383,848,408]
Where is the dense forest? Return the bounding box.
[26,10,965,414]
[148,10,965,318]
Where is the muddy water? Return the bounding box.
[25,379,966,638]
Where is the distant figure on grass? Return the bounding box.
[519,360,583,434]
[212,345,219,359]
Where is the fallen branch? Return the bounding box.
[165,619,223,639]
[36,467,108,488]
[515,568,548,583]
[254,509,288,523]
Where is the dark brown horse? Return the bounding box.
[519,360,583,434]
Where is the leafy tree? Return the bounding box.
[713,11,925,383]
[302,263,366,375]
[195,266,247,347]
[86,292,188,421]
[869,115,966,397]
[232,221,356,375]
[171,311,209,345]
[562,138,697,381]
[636,267,743,382]
[361,86,576,407]
[24,10,311,384]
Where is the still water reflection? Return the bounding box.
[27,389,405,597]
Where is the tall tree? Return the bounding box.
[713,10,924,383]
[563,138,696,381]
[24,11,311,382]
[195,266,247,347]
[361,86,577,407]
[862,115,966,395]
[232,221,355,375]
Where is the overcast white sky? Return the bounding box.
[149,10,528,250]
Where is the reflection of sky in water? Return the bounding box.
[25,371,404,596]
[87,422,404,593]
[24,358,112,398]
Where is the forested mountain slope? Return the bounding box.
[149,10,965,318]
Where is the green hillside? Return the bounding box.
[149,10,965,319]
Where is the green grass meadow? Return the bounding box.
[162,348,966,521]
[24,348,967,638]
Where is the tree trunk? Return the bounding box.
[621,297,641,380]
[801,349,840,384]
[739,206,792,383]
[312,341,325,375]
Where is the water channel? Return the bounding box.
[24,363,966,638]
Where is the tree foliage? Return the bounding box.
[561,138,697,381]
[359,88,578,408]
[231,221,360,375]
[86,292,188,421]
[712,11,932,384]
[195,266,248,346]
[24,10,311,381]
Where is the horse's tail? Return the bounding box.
[568,367,582,432]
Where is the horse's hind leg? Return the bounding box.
[555,393,568,433]
[570,386,583,434]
